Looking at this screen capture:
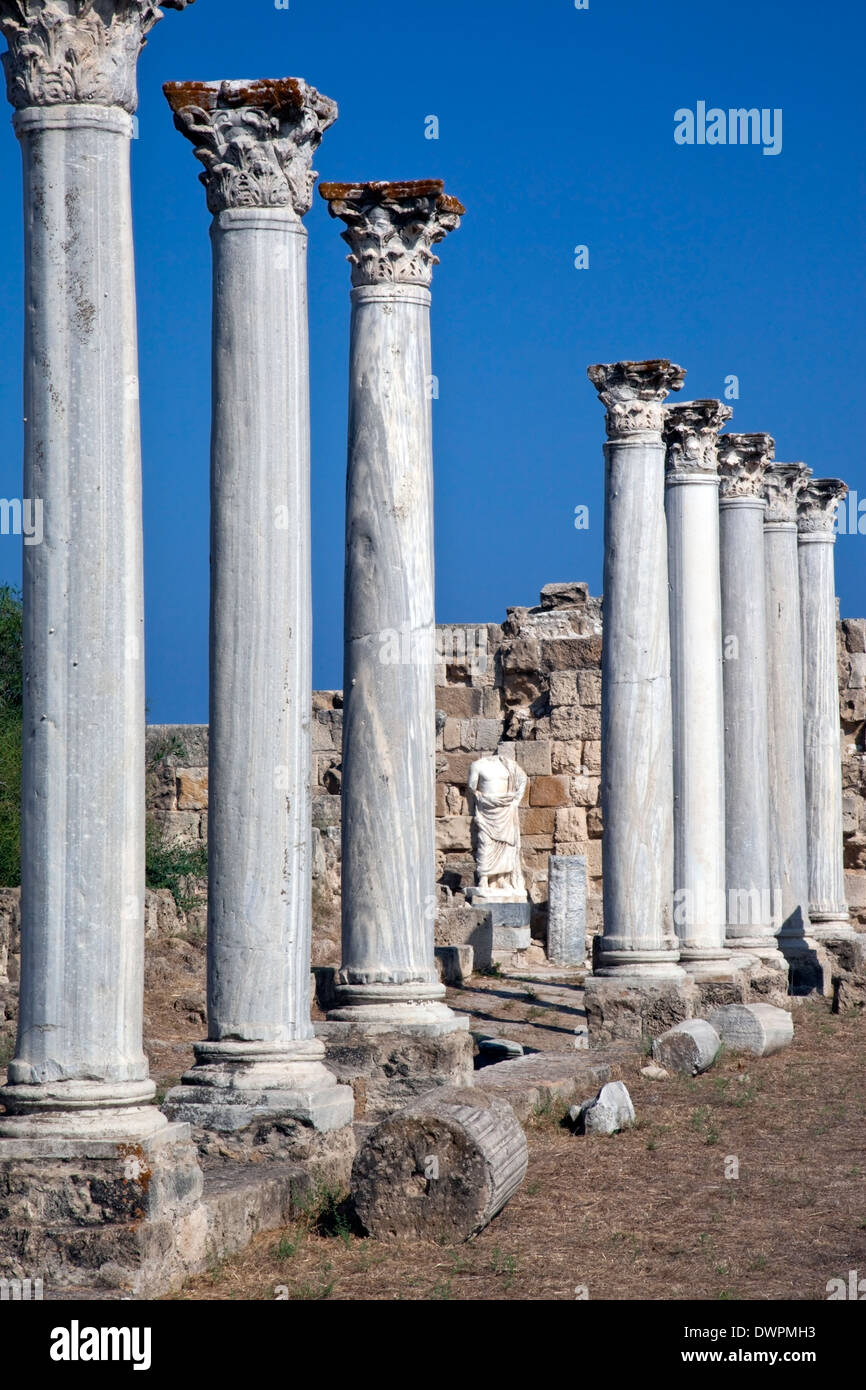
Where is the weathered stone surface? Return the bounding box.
[316,1023,474,1121]
[651,1019,721,1075]
[477,1051,623,1123]
[584,976,700,1046]
[434,945,473,987]
[351,1086,527,1242]
[706,1003,793,1055]
[547,855,587,966]
[572,1080,636,1135]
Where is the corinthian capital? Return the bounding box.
[164,77,337,218]
[663,399,731,476]
[587,359,686,440]
[717,432,775,499]
[763,462,812,525]
[0,0,193,113]
[318,180,464,288]
[798,477,847,536]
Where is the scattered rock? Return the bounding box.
[476,1037,525,1067]
[706,1003,793,1056]
[651,1019,721,1075]
[640,1063,669,1080]
[570,1080,635,1135]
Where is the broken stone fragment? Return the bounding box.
[570,1080,636,1135]
[651,1019,721,1075]
[706,1003,793,1056]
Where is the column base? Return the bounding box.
[317,1019,475,1121]
[161,1038,354,1134]
[681,950,757,981]
[593,948,686,983]
[807,913,858,944]
[0,1123,206,1297]
[725,935,788,970]
[327,980,469,1033]
[0,1078,167,1141]
[584,973,699,1047]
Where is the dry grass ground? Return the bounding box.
[167,1000,866,1302]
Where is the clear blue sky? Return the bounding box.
[0,0,863,722]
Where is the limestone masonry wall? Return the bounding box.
[139,584,866,964]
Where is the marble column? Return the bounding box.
[717,434,786,966]
[0,0,192,1140]
[763,462,813,954]
[159,79,353,1130]
[319,182,467,1030]
[664,401,737,975]
[587,360,686,980]
[798,478,855,941]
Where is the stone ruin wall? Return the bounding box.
[136,581,866,962]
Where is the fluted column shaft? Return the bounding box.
[160,79,352,1130]
[588,360,685,980]
[664,401,731,972]
[0,0,192,1140]
[798,479,854,941]
[717,434,785,965]
[321,180,468,1028]
[763,463,812,951]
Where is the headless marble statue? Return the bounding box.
[467,753,528,899]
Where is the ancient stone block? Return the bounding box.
[547,855,587,966]
[706,1003,793,1055]
[549,670,579,707]
[435,686,484,718]
[555,807,587,842]
[176,768,208,811]
[551,740,583,774]
[497,740,552,777]
[529,775,570,807]
[521,806,556,836]
[577,670,602,706]
[435,816,473,852]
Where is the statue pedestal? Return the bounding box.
[465,891,531,950]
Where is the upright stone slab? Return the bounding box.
[0,0,192,1141]
[798,479,855,942]
[664,401,740,977]
[763,462,812,954]
[319,180,468,1035]
[717,434,786,968]
[547,855,587,966]
[159,78,353,1139]
[586,360,685,981]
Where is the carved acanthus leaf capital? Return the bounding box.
[798,477,847,535]
[717,432,775,499]
[587,359,686,439]
[663,399,732,475]
[0,0,193,113]
[164,77,337,217]
[763,462,812,524]
[319,179,464,287]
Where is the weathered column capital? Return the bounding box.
[663,399,732,480]
[587,359,686,440]
[0,0,193,113]
[164,77,337,218]
[763,462,812,527]
[318,179,464,288]
[717,432,775,500]
[798,477,847,540]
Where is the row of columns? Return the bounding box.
[0,9,468,1143]
[588,360,853,983]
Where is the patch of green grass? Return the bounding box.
[276,1234,301,1261]
[145,819,208,912]
[430,1280,454,1300]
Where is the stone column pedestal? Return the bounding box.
[586,359,685,983]
[157,79,353,1140]
[0,0,192,1142]
[717,434,787,971]
[664,401,749,979]
[798,479,856,943]
[319,180,469,1038]
[763,463,813,956]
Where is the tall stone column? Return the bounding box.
[319,181,468,1030]
[160,79,353,1132]
[798,478,855,941]
[717,434,786,966]
[587,360,685,980]
[0,0,193,1140]
[663,401,737,975]
[763,462,812,953]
